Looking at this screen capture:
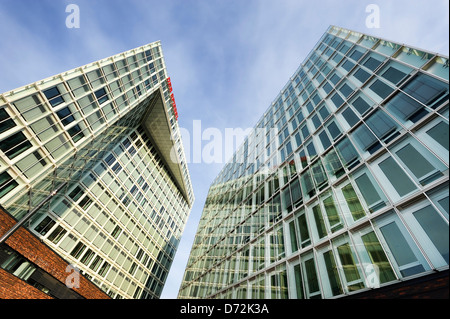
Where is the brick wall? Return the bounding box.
[0,206,110,299]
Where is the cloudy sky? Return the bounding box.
[0,0,448,299]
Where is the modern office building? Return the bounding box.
[0,41,194,299]
[179,26,449,299]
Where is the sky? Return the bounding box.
[0,0,448,299]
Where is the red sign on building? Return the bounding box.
[167,77,178,121]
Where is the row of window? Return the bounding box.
[181,189,448,298]
[28,128,187,299]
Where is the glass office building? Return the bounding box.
[0,42,194,299]
[179,26,449,299]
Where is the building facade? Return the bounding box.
[0,42,194,299]
[179,26,449,299]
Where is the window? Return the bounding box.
[392,139,445,186]
[322,81,333,95]
[322,249,343,296]
[326,120,342,140]
[0,172,18,199]
[339,83,354,98]
[409,205,449,265]
[0,131,32,159]
[402,73,449,108]
[374,212,430,277]
[70,242,86,259]
[335,241,365,292]
[342,107,359,127]
[302,255,321,299]
[342,183,366,221]
[322,195,343,233]
[300,124,310,140]
[349,48,365,62]
[56,107,75,126]
[43,87,64,107]
[378,156,417,198]
[318,104,330,120]
[312,204,327,240]
[323,148,344,181]
[319,131,331,150]
[426,121,449,151]
[47,225,67,244]
[341,59,355,72]
[363,56,383,71]
[331,92,345,108]
[353,168,387,213]
[369,79,394,100]
[0,108,16,134]
[292,264,305,299]
[384,92,428,126]
[330,74,341,85]
[356,230,397,284]
[381,66,407,85]
[351,96,372,115]
[306,141,317,159]
[95,88,109,105]
[296,210,311,248]
[312,114,321,129]
[34,216,56,236]
[365,110,398,142]
[353,68,371,83]
[352,123,381,154]
[335,137,359,168]
[288,220,299,253]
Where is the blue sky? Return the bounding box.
[0,0,448,299]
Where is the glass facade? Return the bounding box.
[0,42,194,299]
[179,26,449,299]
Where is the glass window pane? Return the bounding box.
[426,122,449,151]
[379,222,425,277]
[378,157,417,197]
[313,204,327,239]
[352,124,380,153]
[381,66,407,85]
[0,132,32,159]
[361,231,396,284]
[342,107,359,127]
[323,250,343,296]
[289,221,299,253]
[402,73,449,107]
[304,258,320,297]
[293,264,305,299]
[297,213,311,248]
[353,68,371,83]
[335,138,359,166]
[319,131,332,150]
[365,110,398,140]
[385,92,428,124]
[336,243,364,291]
[342,183,366,221]
[327,121,342,140]
[0,109,16,134]
[354,172,386,212]
[413,205,449,264]
[395,143,442,185]
[352,96,371,115]
[323,196,343,231]
[364,57,383,71]
[0,172,18,199]
[369,80,394,99]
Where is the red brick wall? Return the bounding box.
[0,206,110,299]
[0,268,52,299]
